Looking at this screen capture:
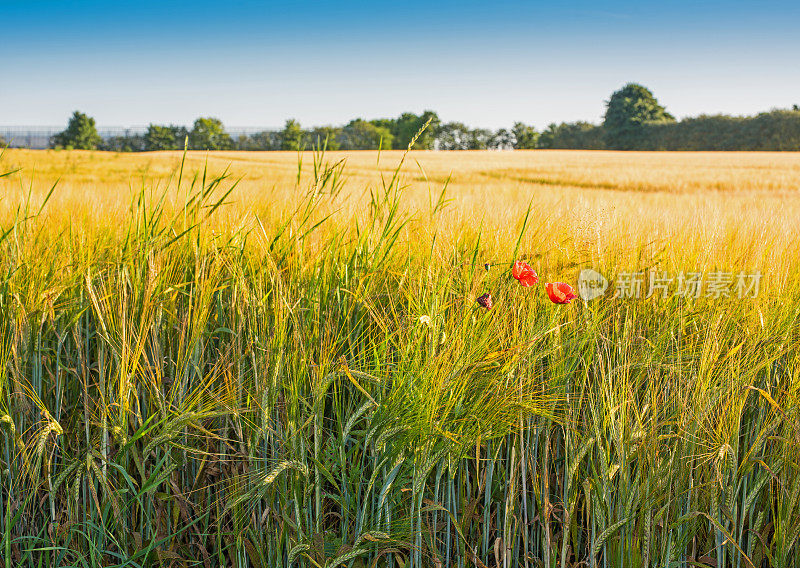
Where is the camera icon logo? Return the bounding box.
[578,269,609,301]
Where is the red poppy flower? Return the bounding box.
[545,282,579,304]
[476,293,493,310]
[512,261,539,287]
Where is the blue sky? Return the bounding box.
[2,1,799,129]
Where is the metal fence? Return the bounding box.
[0,126,279,149]
[1,126,61,149]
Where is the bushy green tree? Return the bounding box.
[436,123,513,150]
[603,83,674,150]
[309,126,342,150]
[279,119,306,151]
[640,110,800,151]
[538,121,605,149]
[338,119,393,150]
[512,122,539,149]
[466,128,493,150]
[188,117,233,150]
[52,111,103,149]
[145,124,188,151]
[490,128,515,150]
[436,122,472,150]
[391,111,440,149]
[101,134,145,152]
[249,131,280,151]
[233,134,252,151]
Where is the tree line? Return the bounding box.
[47,84,800,152]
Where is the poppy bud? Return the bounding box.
[476,293,493,310]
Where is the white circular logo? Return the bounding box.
[578,269,608,301]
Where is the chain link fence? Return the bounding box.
[0,126,279,149]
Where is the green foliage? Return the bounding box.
[36,97,800,154]
[188,117,233,150]
[233,133,253,150]
[603,83,674,150]
[144,124,188,151]
[51,110,103,150]
[437,123,513,150]
[436,122,472,150]
[309,126,342,150]
[512,122,539,149]
[369,117,396,133]
[640,109,800,150]
[101,134,146,152]
[245,130,280,151]
[390,111,440,149]
[465,127,493,150]
[339,119,393,150]
[538,121,605,149]
[490,128,515,149]
[279,118,306,150]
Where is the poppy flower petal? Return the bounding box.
[518,272,539,287]
[512,261,539,287]
[545,282,578,304]
[512,260,530,280]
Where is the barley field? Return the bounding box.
[1,147,799,567]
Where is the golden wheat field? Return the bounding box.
[3,148,799,277]
[6,148,800,199]
[2,148,800,567]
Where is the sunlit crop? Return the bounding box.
[0,145,799,567]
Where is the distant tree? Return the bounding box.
[233,134,254,151]
[188,117,233,150]
[338,119,393,150]
[247,131,280,151]
[537,124,556,149]
[369,118,397,134]
[603,83,674,150]
[640,110,800,151]
[102,134,146,152]
[392,111,440,150]
[145,124,188,151]
[418,111,442,149]
[490,128,515,150]
[436,122,472,150]
[52,111,102,150]
[538,122,605,149]
[512,122,539,149]
[279,119,306,151]
[435,123,507,150]
[309,126,342,150]
[466,128,493,150]
[793,104,800,112]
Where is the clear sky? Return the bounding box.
[2,0,799,130]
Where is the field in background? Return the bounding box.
[1,148,799,567]
[4,148,800,273]
[6,148,800,199]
